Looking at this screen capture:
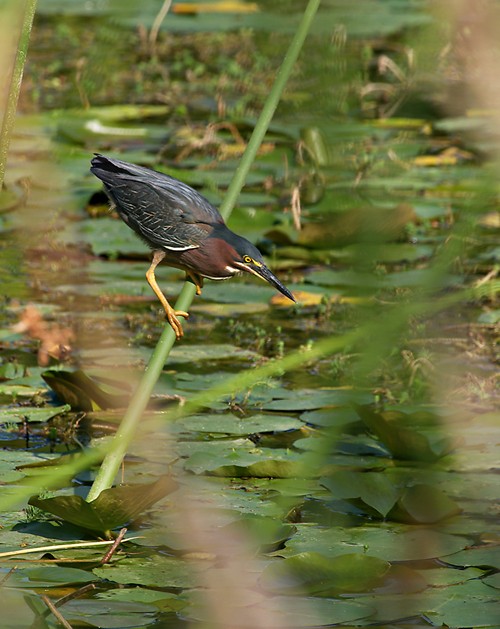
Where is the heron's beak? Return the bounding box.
[236,261,296,303]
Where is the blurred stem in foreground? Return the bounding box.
[0,0,37,187]
[86,0,322,502]
[0,283,474,514]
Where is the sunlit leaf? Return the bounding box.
[281,525,469,561]
[173,2,259,14]
[0,404,70,424]
[175,413,303,435]
[53,599,158,628]
[93,554,192,588]
[5,566,94,588]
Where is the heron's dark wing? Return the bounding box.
[90,154,223,251]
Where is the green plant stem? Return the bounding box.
[86,0,322,502]
[0,0,38,187]
[0,285,472,512]
[217,0,320,220]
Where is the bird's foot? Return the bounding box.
[165,308,189,339]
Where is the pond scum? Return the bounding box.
[0,1,499,628]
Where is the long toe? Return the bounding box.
[174,310,189,319]
[167,313,184,339]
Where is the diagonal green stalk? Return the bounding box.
[0,0,38,187]
[0,283,474,513]
[86,0,322,501]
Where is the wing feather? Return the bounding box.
[90,155,223,251]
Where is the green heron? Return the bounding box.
[90,154,295,339]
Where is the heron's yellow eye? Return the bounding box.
[243,255,252,263]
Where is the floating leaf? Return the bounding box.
[185,592,374,627]
[96,588,187,611]
[5,566,94,588]
[261,552,390,595]
[221,515,296,553]
[355,405,452,461]
[443,544,500,570]
[93,554,192,588]
[175,413,304,436]
[42,369,127,411]
[281,525,468,562]
[0,404,70,424]
[52,598,157,628]
[168,344,259,365]
[29,475,178,534]
[483,572,500,589]
[321,471,400,517]
[262,389,371,412]
[60,217,147,257]
[388,484,461,524]
[184,444,305,478]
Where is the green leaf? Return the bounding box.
[5,566,94,588]
[356,405,452,461]
[97,588,187,611]
[0,404,70,424]
[42,369,127,411]
[301,406,360,427]
[221,515,296,553]
[54,598,158,628]
[262,388,372,412]
[321,471,400,517]
[29,475,178,533]
[175,413,304,435]
[388,484,461,523]
[261,552,390,595]
[93,554,192,588]
[443,544,500,570]
[186,593,374,627]
[184,445,305,478]
[281,525,469,562]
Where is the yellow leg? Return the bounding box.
[186,271,203,295]
[146,251,189,339]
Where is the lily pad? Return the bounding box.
[93,554,193,588]
[355,405,452,461]
[443,544,500,570]
[168,344,260,365]
[281,525,469,562]
[4,565,94,588]
[0,404,70,424]
[321,471,400,518]
[261,552,391,595]
[301,406,361,427]
[221,515,296,553]
[52,598,158,628]
[29,475,178,534]
[96,588,187,611]
[184,444,305,478]
[388,484,461,523]
[262,388,372,412]
[185,593,374,627]
[42,369,127,411]
[175,413,304,435]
